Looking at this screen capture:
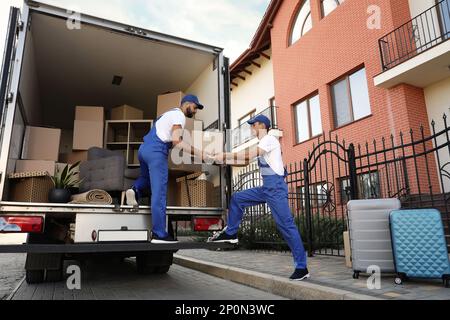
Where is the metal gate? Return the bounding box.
[232,135,357,257]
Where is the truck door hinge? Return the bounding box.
[6,92,14,103]
[17,20,24,33]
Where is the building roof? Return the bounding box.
[230,0,282,85]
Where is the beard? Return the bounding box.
[185,108,194,118]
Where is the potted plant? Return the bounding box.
[49,162,83,203]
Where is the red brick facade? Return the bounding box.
[270,0,432,167]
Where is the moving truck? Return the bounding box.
[0,1,233,283]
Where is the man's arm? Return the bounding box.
[171,124,207,160]
[215,146,266,166]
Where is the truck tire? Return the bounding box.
[26,270,45,284]
[26,234,64,283]
[136,251,173,275]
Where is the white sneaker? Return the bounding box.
[126,189,138,206]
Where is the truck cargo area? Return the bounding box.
[2,9,225,209]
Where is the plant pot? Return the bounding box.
[48,188,72,203]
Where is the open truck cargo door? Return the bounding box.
[0,5,29,198]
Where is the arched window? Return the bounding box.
[289,0,312,46]
[321,0,344,18]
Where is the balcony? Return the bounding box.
[232,106,281,150]
[374,0,450,89]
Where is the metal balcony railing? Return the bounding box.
[232,106,278,148]
[379,0,450,71]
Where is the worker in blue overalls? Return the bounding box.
[209,115,309,281]
[126,95,207,244]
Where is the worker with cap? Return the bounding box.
[209,114,309,281]
[126,94,209,244]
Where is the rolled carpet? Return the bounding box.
[70,189,113,205]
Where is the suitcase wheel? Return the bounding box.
[394,277,403,285]
[352,272,360,279]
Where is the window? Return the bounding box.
[294,94,322,144]
[331,68,371,128]
[340,172,381,204]
[321,0,344,18]
[297,182,329,208]
[289,0,312,45]
[238,110,256,127]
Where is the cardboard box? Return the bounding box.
[157,91,184,117]
[75,106,104,122]
[22,126,62,161]
[176,173,215,207]
[15,160,56,175]
[59,151,88,164]
[111,105,144,120]
[8,171,54,203]
[73,120,104,151]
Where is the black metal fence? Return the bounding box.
[233,115,450,257]
[232,106,278,148]
[379,0,449,71]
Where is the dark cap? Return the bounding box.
[248,114,271,129]
[181,94,204,110]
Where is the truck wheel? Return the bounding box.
[155,265,171,274]
[26,270,45,284]
[46,269,63,282]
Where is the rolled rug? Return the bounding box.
[70,189,113,205]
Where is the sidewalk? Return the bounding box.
[175,249,450,300]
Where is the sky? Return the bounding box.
[0,0,271,63]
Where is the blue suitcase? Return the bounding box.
[390,209,450,287]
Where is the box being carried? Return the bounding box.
[8,171,54,203]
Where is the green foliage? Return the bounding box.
[50,162,83,189]
[238,213,346,251]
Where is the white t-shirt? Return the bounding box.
[258,135,285,176]
[156,109,186,143]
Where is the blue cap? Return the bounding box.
[247,115,271,129]
[181,94,204,110]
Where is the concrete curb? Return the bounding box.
[174,255,382,301]
[6,277,25,301]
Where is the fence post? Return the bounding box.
[348,144,359,200]
[303,159,314,257]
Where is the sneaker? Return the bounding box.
[126,187,139,206]
[208,229,238,244]
[151,235,178,244]
[289,268,310,281]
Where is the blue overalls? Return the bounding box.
[226,156,308,269]
[132,108,180,239]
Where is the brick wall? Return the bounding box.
[268,0,439,194]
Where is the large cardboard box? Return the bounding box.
[22,126,61,161]
[59,151,88,164]
[73,120,104,151]
[111,105,144,120]
[157,91,184,117]
[75,106,104,122]
[15,160,56,175]
[8,172,54,203]
[176,173,215,207]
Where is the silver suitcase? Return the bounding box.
[347,199,401,279]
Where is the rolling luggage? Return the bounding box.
[347,199,401,279]
[390,209,450,287]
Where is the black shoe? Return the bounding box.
[126,187,139,206]
[151,235,178,244]
[290,268,310,281]
[208,230,238,244]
